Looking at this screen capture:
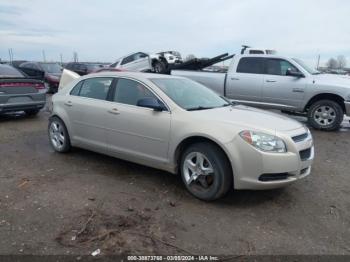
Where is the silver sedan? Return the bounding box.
[49,72,314,200]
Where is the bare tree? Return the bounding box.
[327,58,338,69]
[337,55,346,69]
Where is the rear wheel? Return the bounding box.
[25,109,40,116]
[307,100,343,131]
[48,116,71,153]
[180,142,232,201]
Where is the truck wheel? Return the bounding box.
[180,142,232,201]
[152,61,166,74]
[307,100,344,131]
[48,116,71,153]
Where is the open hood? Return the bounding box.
[58,69,80,90]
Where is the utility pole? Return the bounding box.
[60,53,63,65]
[42,50,46,62]
[8,48,14,63]
[316,54,320,70]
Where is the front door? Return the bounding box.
[105,78,171,163]
[262,58,306,110]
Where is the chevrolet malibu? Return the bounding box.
[49,72,314,200]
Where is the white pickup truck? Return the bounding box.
[172,54,350,131]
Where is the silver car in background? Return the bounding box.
[49,72,314,200]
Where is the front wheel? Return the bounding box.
[307,100,343,131]
[180,142,233,201]
[48,117,71,153]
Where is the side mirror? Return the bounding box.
[137,97,166,111]
[286,68,304,78]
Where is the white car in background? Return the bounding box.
[156,51,183,64]
[110,52,168,73]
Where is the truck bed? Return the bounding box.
[171,70,226,95]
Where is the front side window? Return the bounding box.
[114,78,157,106]
[236,57,264,74]
[265,59,299,76]
[77,77,113,100]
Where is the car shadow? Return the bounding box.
[66,147,289,207]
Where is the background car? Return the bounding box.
[65,62,105,76]
[156,51,183,64]
[0,64,46,116]
[19,62,62,93]
[110,52,168,73]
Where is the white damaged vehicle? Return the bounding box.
[110,52,168,73]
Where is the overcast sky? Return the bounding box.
[0,0,349,67]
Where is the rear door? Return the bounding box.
[132,52,151,71]
[119,53,151,72]
[65,77,114,150]
[225,57,264,104]
[262,58,306,110]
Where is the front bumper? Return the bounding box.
[227,127,314,190]
[344,101,350,116]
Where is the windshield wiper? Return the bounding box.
[187,106,214,111]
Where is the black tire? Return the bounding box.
[25,109,40,116]
[180,142,233,201]
[152,61,166,74]
[307,99,343,131]
[48,116,71,153]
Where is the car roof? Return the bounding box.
[86,71,184,81]
[239,54,289,59]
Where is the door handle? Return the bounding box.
[108,108,120,115]
[293,88,304,93]
[231,77,240,80]
[64,101,73,107]
[266,79,276,83]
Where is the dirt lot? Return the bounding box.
[0,105,350,256]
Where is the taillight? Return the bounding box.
[0,82,45,89]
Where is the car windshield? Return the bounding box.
[41,63,62,73]
[293,58,320,74]
[0,65,25,78]
[151,78,230,110]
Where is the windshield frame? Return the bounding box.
[292,58,320,75]
[150,77,230,111]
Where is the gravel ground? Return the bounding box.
[0,106,349,256]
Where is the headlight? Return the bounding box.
[239,130,287,153]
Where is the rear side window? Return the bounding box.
[236,58,264,74]
[77,77,113,100]
[249,50,264,54]
[114,78,156,106]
